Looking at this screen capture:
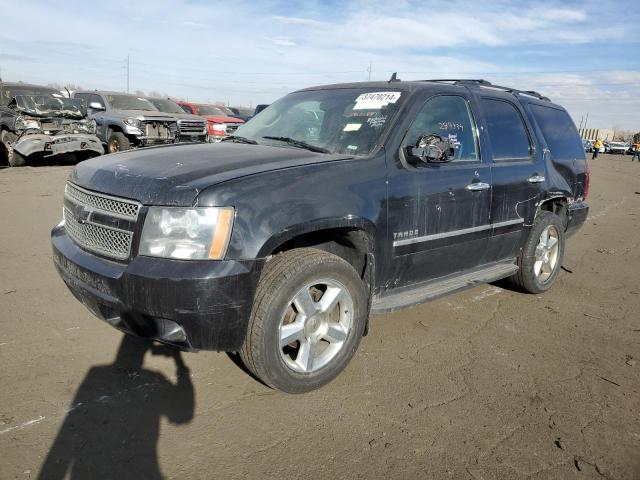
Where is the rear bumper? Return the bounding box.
[51,224,264,351]
[566,201,589,237]
[14,133,104,157]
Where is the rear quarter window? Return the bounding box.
[529,104,583,160]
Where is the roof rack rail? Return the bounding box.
[420,79,550,102]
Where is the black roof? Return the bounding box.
[297,77,554,105]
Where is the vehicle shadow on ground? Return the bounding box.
[37,335,195,480]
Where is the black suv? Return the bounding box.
[52,79,589,393]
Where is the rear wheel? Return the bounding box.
[510,211,565,294]
[107,132,131,153]
[240,248,368,393]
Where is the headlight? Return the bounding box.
[15,116,41,131]
[139,207,234,260]
[209,122,226,134]
[77,119,97,134]
[123,117,141,127]
[85,119,97,134]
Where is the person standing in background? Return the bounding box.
[631,142,640,162]
[592,139,603,160]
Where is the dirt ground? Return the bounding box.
[0,153,639,480]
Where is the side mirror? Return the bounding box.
[88,102,105,111]
[407,134,455,164]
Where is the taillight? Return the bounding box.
[584,158,590,199]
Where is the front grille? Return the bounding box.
[178,120,206,135]
[64,207,133,260]
[65,183,140,219]
[63,183,140,260]
[142,121,176,140]
[225,123,242,135]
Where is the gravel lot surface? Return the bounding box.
[1,153,639,479]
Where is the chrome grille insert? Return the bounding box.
[63,183,140,260]
[65,183,140,220]
[63,207,133,260]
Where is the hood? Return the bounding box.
[114,109,177,121]
[70,142,351,206]
[204,115,244,124]
[172,113,206,122]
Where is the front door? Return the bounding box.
[385,94,492,290]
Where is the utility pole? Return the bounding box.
[126,55,130,93]
[367,61,372,81]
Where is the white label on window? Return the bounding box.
[343,123,362,132]
[353,92,401,110]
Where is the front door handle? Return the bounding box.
[466,182,491,191]
[527,175,545,184]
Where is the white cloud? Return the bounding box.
[0,0,637,129]
[272,15,322,26]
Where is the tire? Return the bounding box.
[240,248,368,393]
[107,132,131,153]
[8,147,26,167]
[509,211,565,294]
[1,131,26,167]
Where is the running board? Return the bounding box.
[371,260,518,314]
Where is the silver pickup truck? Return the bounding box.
[73,91,179,153]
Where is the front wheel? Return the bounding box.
[509,211,565,294]
[240,248,368,393]
[107,132,131,153]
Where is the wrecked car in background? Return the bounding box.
[176,101,244,142]
[0,82,103,167]
[144,97,207,143]
[73,91,178,153]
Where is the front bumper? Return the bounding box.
[14,133,104,157]
[52,224,264,351]
[566,201,589,237]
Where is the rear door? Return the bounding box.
[524,103,587,200]
[385,93,492,288]
[477,96,545,261]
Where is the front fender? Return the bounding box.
[195,154,387,260]
[257,215,377,258]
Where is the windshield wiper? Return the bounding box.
[262,136,329,153]
[221,135,258,145]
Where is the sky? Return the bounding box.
[1,0,639,130]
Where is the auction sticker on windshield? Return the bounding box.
[353,92,401,110]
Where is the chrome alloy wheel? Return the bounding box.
[279,279,354,373]
[534,225,560,282]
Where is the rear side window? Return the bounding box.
[481,98,531,160]
[529,105,583,160]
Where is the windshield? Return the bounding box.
[234,88,405,155]
[1,85,58,106]
[106,95,157,111]
[12,94,87,119]
[147,98,185,114]
[196,105,227,116]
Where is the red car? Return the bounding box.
[176,101,244,142]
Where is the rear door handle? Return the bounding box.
[466,182,491,191]
[527,175,545,183]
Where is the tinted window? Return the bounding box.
[405,95,479,162]
[180,104,192,114]
[529,105,583,160]
[481,98,531,160]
